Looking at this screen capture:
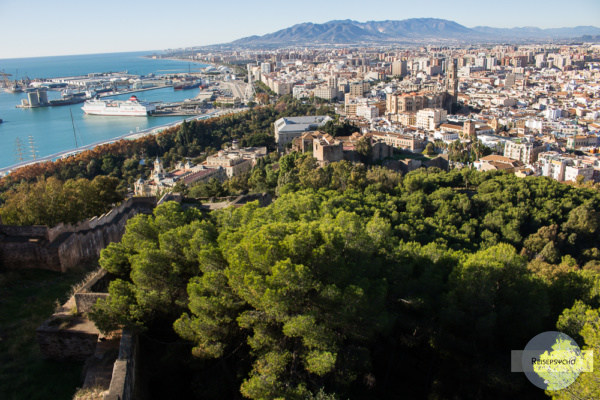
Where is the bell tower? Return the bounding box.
[445,58,458,112]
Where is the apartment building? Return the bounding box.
[313,86,339,101]
[416,108,447,130]
[567,135,599,149]
[504,139,546,164]
[538,152,595,182]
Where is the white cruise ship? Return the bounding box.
[81,95,156,116]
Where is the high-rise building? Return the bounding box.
[391,60,408,77]
[349,81,369,97]
[505,74,516,88]
[327,75,338,88]
[260,62,271,75]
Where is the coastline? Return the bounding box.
[141,55,218,70]
[0,108,247,177]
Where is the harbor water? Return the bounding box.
[0,52,208,170]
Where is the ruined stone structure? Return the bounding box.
[0,197,156,272]
[74,269,111,313]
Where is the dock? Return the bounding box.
[98,85,173,98]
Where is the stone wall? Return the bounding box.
[104,330,138,400]
[74,269,111,313]
[0,197,156,272]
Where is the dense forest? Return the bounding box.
[90,165,600,399]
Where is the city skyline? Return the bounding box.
[1,0,600,59]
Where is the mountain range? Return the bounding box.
[221,18,600,48]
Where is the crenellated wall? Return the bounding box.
[0,197,156,272]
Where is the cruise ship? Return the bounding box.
[81,95,156,116]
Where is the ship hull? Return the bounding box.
[50,97,86,107]
[82,110,150,116]
[81,95,155,116]
[174,82,201,90]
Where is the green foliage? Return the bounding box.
[355,137,373,164]
[424,142,436,156]
[188,178,227,198]
[551,305,600,399]
[90,201,208,333]
[0,175,122,226]
[92,166,600,399]
[321,120,359,138]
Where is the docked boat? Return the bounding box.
[173,80,201,90]
[49,96,86,107]
[5,84,23,93]
[81,95,156,116]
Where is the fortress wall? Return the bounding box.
[104,330,139,400]
[0,197,156,272]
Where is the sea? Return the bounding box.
[0,51,209,171]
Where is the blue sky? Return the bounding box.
[1,0,599,58]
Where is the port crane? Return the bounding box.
[0,70,13,88]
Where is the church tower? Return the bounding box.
[445,58,458,112]
[463,119,476,139]
[152,157,165,184]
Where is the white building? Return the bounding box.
[539,152,568,181]
[260,62,271,75]
[434,130,459,142]
[564,163,594,182]
[313,86,339,101]
[538,152,596,183]
[504,139,546,164]
[356,104,379,121]
[416,108,447,131]
[293,84,310,99]
[546,108,563,121]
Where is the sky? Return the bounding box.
[1,0,599,59]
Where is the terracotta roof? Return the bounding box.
[440,123,463,130]
[479,154,524,167]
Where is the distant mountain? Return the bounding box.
[360,19,476,39]
[221,19,600,48]
[471,25,600,40]
[230,20,385,46]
